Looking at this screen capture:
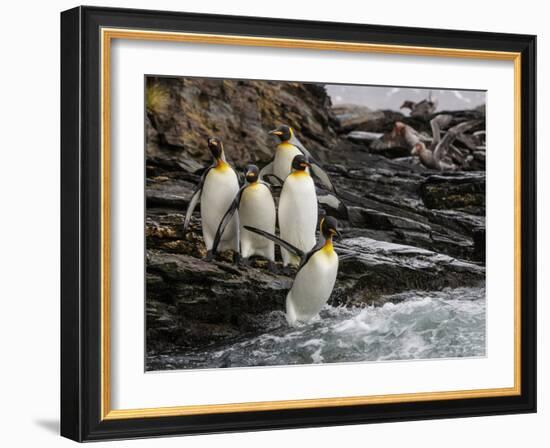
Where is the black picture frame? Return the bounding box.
[61,5,536,442]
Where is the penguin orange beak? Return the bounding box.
[269,129,283,136]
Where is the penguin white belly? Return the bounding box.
[273,143,304,180]
[239,184,276,260]
[278,173,318,266]
[286,248,338,324]
[201,166,240,251]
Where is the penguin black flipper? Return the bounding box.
[243,226,305,260]
[258,159,275,181]
[317,192,345,215]
[296,217,343,271]
[262,173,284,187]
[315,185,347,217]
[183,167,213,233]
[212,187,245,254]
[296,241,325,271]
[258,180,275,191]
[289,134,314,161]
[260,178,282,197]
[290,135,337,193]
[310,161,337,194]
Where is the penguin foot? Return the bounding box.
[238,256,250,266]
[282,265,294,276]
[235,253,246,265]
[267,261,278,274]
[205,250,215,261]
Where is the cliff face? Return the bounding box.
[144,77,486,367]
[146,77,339,168]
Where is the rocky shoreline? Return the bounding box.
[145,77,486,366]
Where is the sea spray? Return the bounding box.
[148,285,486,370]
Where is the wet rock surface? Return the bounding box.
[144,78,486,368]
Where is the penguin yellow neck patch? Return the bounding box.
[278,142,295,150]
[247,181,260,188]
[290,170,309,178]
[215,159,230,171]
[322,238,334,254]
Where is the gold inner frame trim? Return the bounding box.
[100,27,522,421]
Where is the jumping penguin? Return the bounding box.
[183,137,240,260]
[260,124,337,193]
[278,155,318,267]
[245,216,341,325]
[212,164,276,267]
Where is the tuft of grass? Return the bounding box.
[146,82,170,115]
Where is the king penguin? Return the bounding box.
[212,165,276,267]
[260,124,337,193]
[278,154,318,267]
[260,125,305,184]
[183,137,240,260]
[245,216,341,325]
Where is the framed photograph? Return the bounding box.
[60,6,536,442]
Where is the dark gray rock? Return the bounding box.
[420,173,485,211]
[347,206,432,232]
[146,235,485,354]
[146,250,290,352]
[332,105,386,131]
[146,177,196,209]
[346,130,384,143]
[333,237,485,306]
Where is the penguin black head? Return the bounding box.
[291,154,310,172]
[320,216,341,240]
[207,137,224,160]
[245,164,259,183]
[400,100,415,111]
[269,125,292,142]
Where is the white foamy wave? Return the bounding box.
[150,286,486,369]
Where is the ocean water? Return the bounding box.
[148,285,486,370]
